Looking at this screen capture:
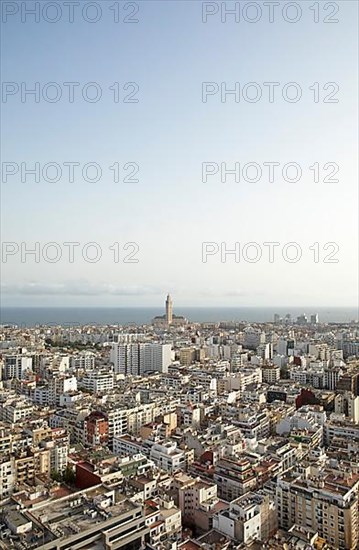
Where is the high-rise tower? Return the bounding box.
[165,294,173,325]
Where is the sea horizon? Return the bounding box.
[1,306,358,327]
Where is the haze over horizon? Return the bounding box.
[1,1,358,308]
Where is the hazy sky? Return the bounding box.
[1,0,358,307]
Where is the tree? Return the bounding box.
[63,465,76,485]
[51,470,62,482]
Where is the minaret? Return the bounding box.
[165,294,173,325]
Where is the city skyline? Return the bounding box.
[0,313,359,549]
[0,2,358,547]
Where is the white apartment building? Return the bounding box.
[31,386,50,406]
[46,376,77,405]
[0,398,35,424]
[276,406,326,437]
[110,343,172,375]
[70,352,96,370]
[223,368,262,393]
[324,420,359,445]
[177,405,201,428]
[40,354,69,374]
[158,502,182,538]
[231,354,244,369]
[150,441,185,473]
[324,368,342,390]
[128,404,161,435]
[0,457,15,499]
[289,368,308,385]
[53,354,70,372]
[257,343,273,360]
[236,409,270,440]
[261,365,280,384]
[105,401,168,445]
[106,409,129,444]
[213,494,261,543]
[112,333,146,343]
[113,435,143,457]
[82,370,114,393]
[50,443,68,474]
[334,393,359,423]
[58,393,82,407]
[2,355,33,380]
[161,374,188,388]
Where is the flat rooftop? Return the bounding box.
[29,488,138,539]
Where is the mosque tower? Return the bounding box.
[165,294,173,325]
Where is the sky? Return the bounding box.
[1,0,358,307]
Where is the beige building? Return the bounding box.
[276,470,359,549]
[31,424,53,446]
[214,457,257,501]
[178,477,219,529]
[179,347,196,366]
[140,412,177,440]
[15,447,51,485]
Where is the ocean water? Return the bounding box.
[0,307,358,327]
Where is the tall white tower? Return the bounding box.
[165,294,173,325]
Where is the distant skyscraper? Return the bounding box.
[310,313,319,324]
[166,294,173,325]
[297,314,308,325]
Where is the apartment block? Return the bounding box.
[276,471,359,549]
